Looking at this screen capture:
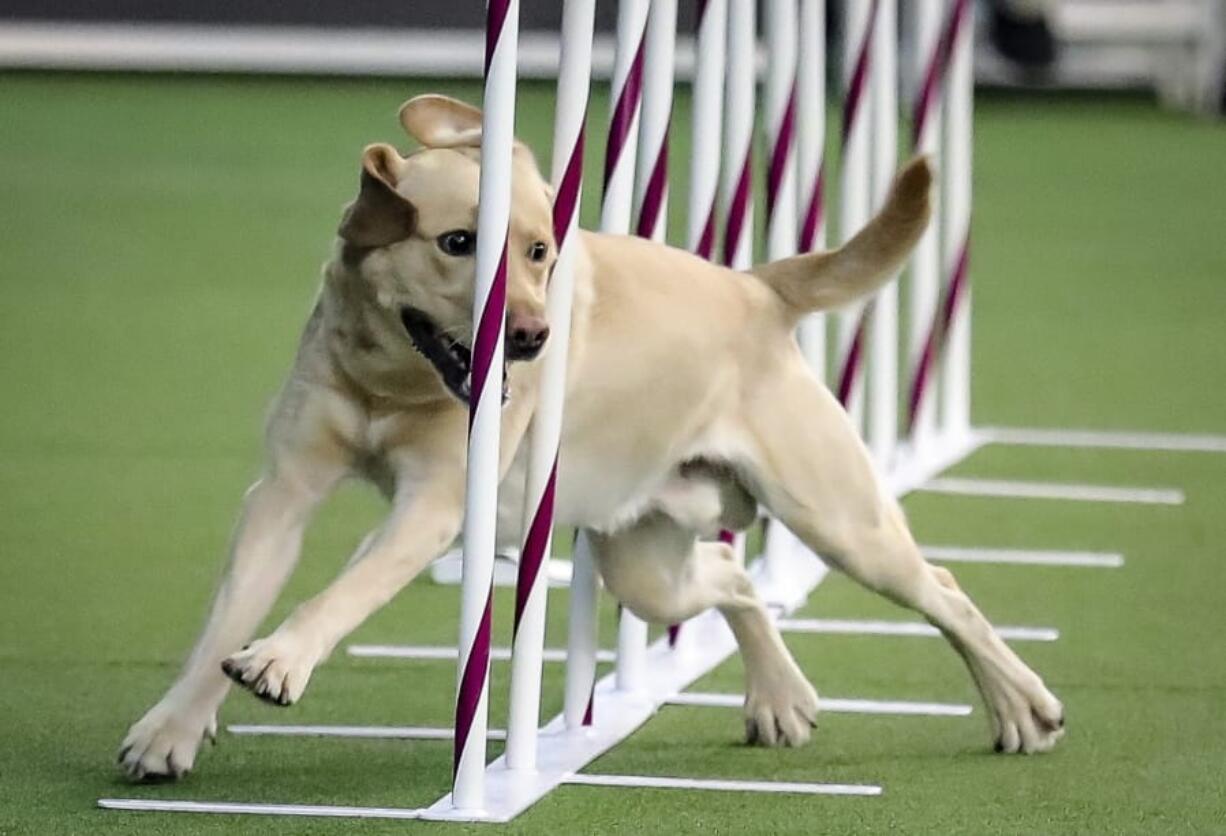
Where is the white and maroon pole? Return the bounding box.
[904,0,945,453]
[795,0,827,379]
[452,0,517,811]
[601,0,651,695]
[764,0,798,265]
[721,0,756,272]
[866,0,898,465]
[940,0,973,442]
[687,0,726,260]
[506,0,593,770]
[834,0,877,428]
[634,0,676,242]
[717,0,755,554]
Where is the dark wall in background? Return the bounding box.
[0,2,701,32]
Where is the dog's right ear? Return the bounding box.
[399,95,484,148]
[338,143,417,248]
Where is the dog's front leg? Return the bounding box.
[221,478,463,706]
[118,457,344,781]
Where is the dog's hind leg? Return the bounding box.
[118,417,349,781]
[590,513,819,747]
[740,356,1064,754]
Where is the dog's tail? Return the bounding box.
[750,156,932,315]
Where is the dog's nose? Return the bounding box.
[506,314,550,361]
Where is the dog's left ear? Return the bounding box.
[338,144,418,248]
[400,95,484,148]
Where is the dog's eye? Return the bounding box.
[528,241,548,263]
[437,230,476,257]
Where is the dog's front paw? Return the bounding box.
[981,667,1065,754]
[743,664,820,747]
[221,634,318,706]
[118,701,217,782]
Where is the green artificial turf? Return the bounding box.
[1,73,1224,834]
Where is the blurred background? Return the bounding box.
[2,1,1224,111]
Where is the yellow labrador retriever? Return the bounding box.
[119,95,1063,781]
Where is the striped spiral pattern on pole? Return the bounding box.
[452,0,517,811]
[906,0,971,432]
[834,0,879,410]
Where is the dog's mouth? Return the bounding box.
[399,307,505,405]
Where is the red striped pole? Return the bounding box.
[687,0,726,260]
[906,0,972,442]
[866,0,899,465]
[765,0,799,264]
[795,0,827,379]
[602,0,651,694]
[904,0,946,447]
[940,0,973,439]
[721,0,756,272]
[452,0,517,812]
[834,0,878,423]
[506,0,594,770]
[634,0,676,242]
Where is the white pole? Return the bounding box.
[721,0,756,271]
[602,0,651,695]
[904,0,944,456]
[940,0,973,441]
[634,0,676,242]
[795,0,827,379]
[867,0,898,466]
[687,0,726,259]
[601,0,649,236]
[764,0,798,263]
[835,0,876,430]
[563,532,600,728]
[452,0,518,812]
[505,0,594,771]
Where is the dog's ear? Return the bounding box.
[338,144,417,248]
[400,95,484,148]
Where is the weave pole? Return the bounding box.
[795,0,827,378]
[505,0,594,771]
[834,0,877,426]
[904,0,945,447]
[764,0,798,265]
[634,0,676,242]
[721,0,756,272]
[940,0,973,440]
[715,0,756,555]
[452,0,517,811]
[866,0,898,465]
[602,0,651,695]
[687,0,726,259]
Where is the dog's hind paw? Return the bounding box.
[982,669,1065,754]
[118,701,217,782]
[221,635,318,707]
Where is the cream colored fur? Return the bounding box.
[118,95,1063,781]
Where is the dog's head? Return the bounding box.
[337,94,556,404]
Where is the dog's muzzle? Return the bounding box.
[399,307,510,405]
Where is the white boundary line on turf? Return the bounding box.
[347,644,617,663]
[562,773,881,796]
[228,724,507,741]
[920,477,1184,505]
[777,618,1060,642]
[667,692,972,717]
[985,426,1226,454]
[921,545,1124,568]
[98,799,427,820]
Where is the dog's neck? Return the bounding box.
[316,255,461,411]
